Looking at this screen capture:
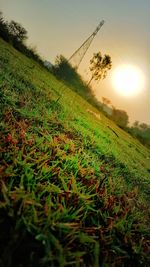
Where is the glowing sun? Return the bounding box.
[112,64,145,97]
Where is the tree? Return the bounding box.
[0,11,10,41]
[53,54,81,84]
[133,120,139,128]
[88,52,112,85]
[8,20,28,43]
[139,123,148,130]
[130,121,150,147]
[53,55,71,79]
[112,108,129,128]
[0,12,28,45]
[102,97,111,106]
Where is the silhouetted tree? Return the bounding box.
[133,120,139,128]
[112,108,129,128]
[139,123,148,130]
[88,52,112,85]
[0,12,45,64]
[102,97,111,106]
[53,54,85,86]
[0,12,28,45]
[8,20,28,43]
[53,55,73,80]
[0,11,10,41]
[130,122,150,147]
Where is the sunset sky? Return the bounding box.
[1,0,150,124]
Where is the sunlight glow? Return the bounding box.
[112,64,145,97]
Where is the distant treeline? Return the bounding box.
[127,122,150,148]
[0,11,44,65]
[101,98,150,148]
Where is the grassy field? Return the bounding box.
[0,38,150,266]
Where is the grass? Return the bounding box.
[0,37,150,266]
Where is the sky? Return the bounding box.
[1,0,150,124]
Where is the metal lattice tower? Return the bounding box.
[68,20,105,69]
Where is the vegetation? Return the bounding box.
[52,55,83,86]
[111,108,129,129]
[52,54,105,110]
[101,97,150,147]
[88,52,112,85]
[128,121,150,148]
[7,20,28,43]
[0,11,43,65]
[0,38,150,266]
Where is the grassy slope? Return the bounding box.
[0,38,150,266]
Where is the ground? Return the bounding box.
[0,38,150,266]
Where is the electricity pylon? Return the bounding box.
[68,20,105,69]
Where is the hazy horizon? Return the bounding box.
[1,0,150,124]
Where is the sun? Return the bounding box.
[112,64,145,97]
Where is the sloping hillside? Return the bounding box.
[0,38,150,266]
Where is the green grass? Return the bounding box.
[0,38,150,267]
